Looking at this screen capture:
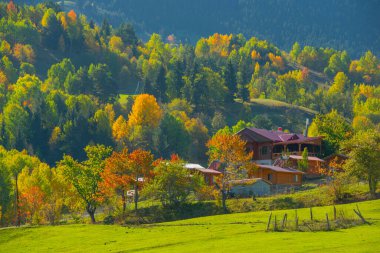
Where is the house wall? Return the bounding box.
[230,181,271,197]
[203,173,215,186]
[252,168,302,186]
[247,141,273,160]
[276,172,302,185]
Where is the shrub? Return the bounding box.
[103,215,115,225]
[143,160,203,207]
[195,185,218,201]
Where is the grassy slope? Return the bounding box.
[1,199,379,253]
[249,98,318,115]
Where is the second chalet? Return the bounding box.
[236,127,324,184]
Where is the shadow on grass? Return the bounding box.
[128,202,223,224]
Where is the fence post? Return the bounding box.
[295,209,299,231]
[326,213,331,231]
[274,215,278,231]
[310,207,313,221]
[333,206,337,220]
[281,213,287,229]
[266,212,272,232]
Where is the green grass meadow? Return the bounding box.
[1,199,379,253]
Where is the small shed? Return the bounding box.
[229,178,271,197]
[184,163,221,185]
[253,164,303,186]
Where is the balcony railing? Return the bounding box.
[272,152,319,159]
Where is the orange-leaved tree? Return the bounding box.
[100,148,154,214]
[100,149,132,213]
[207,133,253,212]
[127,149,154,214]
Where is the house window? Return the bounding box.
[261,146,269,155]
[267,174,273,181]
[294,175,299,182]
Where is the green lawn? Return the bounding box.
[1,200,379,252]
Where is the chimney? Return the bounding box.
[304,118,310,137]
[277,127,283,132]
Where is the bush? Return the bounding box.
[195,185,218,201]
[103,215,115,225]
[143,160,203,207]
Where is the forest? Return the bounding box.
[22,0,380,58]
[0,1,379,227]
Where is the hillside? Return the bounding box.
[226,99,317,133]
[22,0,380,58]
[1,199,379,252]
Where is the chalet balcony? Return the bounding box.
[272,143,321,159]
[272,151,319,160]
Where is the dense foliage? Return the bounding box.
[0,2,379,227]
[23,0,380,58]
[0,2,379,165]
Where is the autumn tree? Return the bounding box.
[2,150,34,226]
[207,133,253,212]
[112,115,129,148]
[59,145,112,223]
[13,44,35,63]
[100,149,131,213]
[127,149,154,213]
[0,150,12,225]
[109,36,124,53]
[328,72,350,95]
[128,94,163,148]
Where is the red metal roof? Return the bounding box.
[258,164,304,174]
[289,155,324,162]
[238,127,322,144]
[185,163,222,175]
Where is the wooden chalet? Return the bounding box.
[236,127,323,166]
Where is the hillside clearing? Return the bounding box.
[1,199,379,253]
[249,98,319,115]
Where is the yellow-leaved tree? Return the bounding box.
[207,133,254,212]
[127,94,163,148]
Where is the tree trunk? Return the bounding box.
[221,189,227,213]
[86,204,96,224]
[89,211,96,224]
[15,174,20,227]
[369,177,377,198]
[121,190,126,214]
[134,183,139,215]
